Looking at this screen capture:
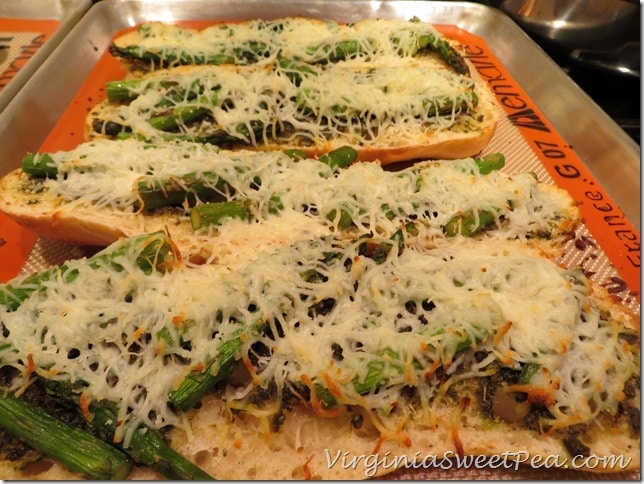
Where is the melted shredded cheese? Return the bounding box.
[0,234,637,442]
[95,55,478,146]
[118,17,447,67]
[30,138,577,254]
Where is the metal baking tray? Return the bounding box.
[0,1,639,479]
[0,0,91,112]
[0,0,638,232]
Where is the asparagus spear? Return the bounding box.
[444,208,498,237]
[318,145,358,172]
[21,153,57,178]
[518,362,540,384]
[109,44,237,70]
[148,105,210,131]
[304,39,374,62]
[106,79,154,102]
[30,376,214,480]
[474,152,505,174]
[417,32,470,76]
[422,90,478,118]
[87,400,214,480]
[169,322,264,411]
[135,171,233,210]
[397,18,470,76]
[0,231,174,312]
[106,78,208,104]
[135,146,357,212]
[278,57,318,86]
[0,393,133,479]
[190,199,255,230]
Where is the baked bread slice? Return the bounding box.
[90,17,500,164]
[109,17,480,73]
[0,139,579,265]
[0,232,638,479]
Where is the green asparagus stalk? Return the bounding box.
[0,232,174,312]
[418,32,470,76]
[318,146,358,172]
[0,394,134,479]
[518,362,540,384]
[109,44,236,70]
[197,120,266,146]
[31,376,214,480]
[21,145,357,216]
[325,207,354,230]
[21,153,57,178]
[169,326,253,411]
[283,148,307,161]
[305,39,373,62]
[87,400,214,480]
[474,152,505,174]
[147,106,210,131]
[423,91,478,117]
[357,230,404,265]
[278,58,317,85]
[444,208,498,237]
[190,199,255,230]
[106,79,153,102]
[135,171,233,210]
[316,330,477,408]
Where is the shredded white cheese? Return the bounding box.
[119,17,447,66]
[97,58,476,146]
[32,138,576,253]
[0,234,636,441]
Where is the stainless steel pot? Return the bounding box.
[499,0,639,50]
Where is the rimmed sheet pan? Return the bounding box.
[0,0,91,112]
[0,2,639,478]
[0,0,638,229]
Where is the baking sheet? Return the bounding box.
[0,0,91,112]
[0,0,638,230]
[1,0,639,291]
[0,1,639,479]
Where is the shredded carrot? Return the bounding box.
[172,313,185,328]
[242,353,261,386]
[493,320,512,346]
[401,348,416,385]
[300,374,312,386]
[423,359,441,380]
[310,393,343,418]
[25,354,35,376]
[131,325,145,342]
[302,454,315,480]
[79,392,93,421]
[233,434,243,449]
[323,372,344,400]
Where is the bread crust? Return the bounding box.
[0,382,637,480]
[0,147,579,265]
[0,211,637,480]
[84,58,500,164]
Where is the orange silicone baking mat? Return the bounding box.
[10,22,639,306]
[0,18,60,92]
